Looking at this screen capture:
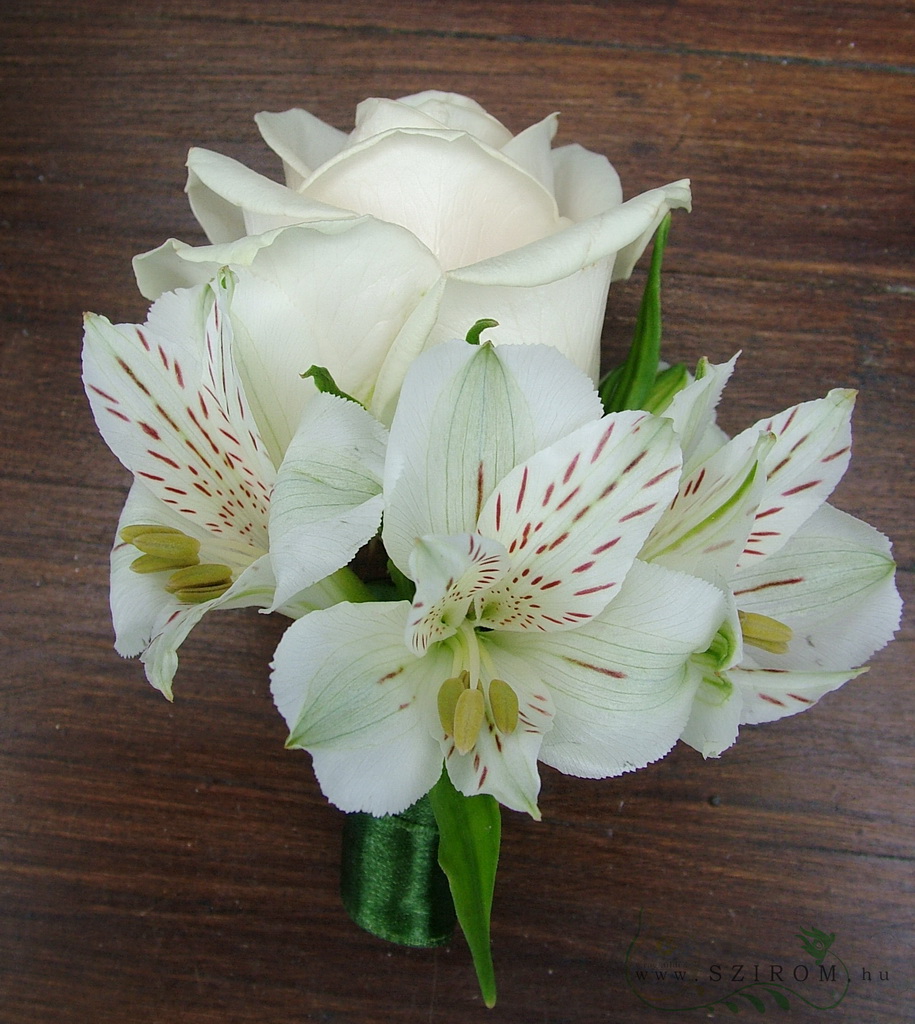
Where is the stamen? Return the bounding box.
[488,678,519,734]
[453,687,485,754]
[171,581,233,604]
[738,609,793,654]
[437,671,470,735]
[131,553,193,574]
[164,563,233,603]
[123,524,201,575]
[120,524,183,543]
[131,531,201,563]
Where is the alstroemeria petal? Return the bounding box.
[736,389,855,566]
[111,481,275,698]
[186,147,356,243]
[678,664,743,759]
[446,639,552,816]
[272,602,451,816]
[551,143,623,222]
[302,128,561,270]
[83,281,274,554]
[383,341,536,571]
[267,393,387,611]
[733,505,901,671]
[495,560,726,778]
[254,107,349,189]
[477,411,682,629]
[641,430,773,582]
[662,354,739,468]
[730,666,867,726]
[383,341,603,572]
[406,534,509,655]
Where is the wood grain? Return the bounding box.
[1,2,912,1021]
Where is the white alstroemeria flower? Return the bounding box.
[641,359,902,756]
[135,91,690,420]
[271,341,727,817]
[83,274,387,697]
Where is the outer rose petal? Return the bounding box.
[254,107,349,188]
[552,143,623,221]
[301,128,562,270]
[444,180,691,289]
[500,113,560,193]
[185,147,356,243]
[221,220,441,464]
[272,602,452,816]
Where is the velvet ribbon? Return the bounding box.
[340,795,456,947]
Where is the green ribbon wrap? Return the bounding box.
[340,795,456,947]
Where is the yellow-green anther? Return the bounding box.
[119,524,184,544]
[488,678,519,735]
[437,671,470,735]
[171,582,233,604]
[453,686,485,755]
[130,553,188,574]
[738,609,793,655]
[164,563,233,595]
[131,531,201,563]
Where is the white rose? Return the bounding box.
[135,91,690,421]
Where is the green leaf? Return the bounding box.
[428,769,501,1008]
[599,212,672,413]
[300,365,363,406]
[465,318,500,345]
[762,986,791,1010]
[642,362,688,414]
[738,991,766,1012]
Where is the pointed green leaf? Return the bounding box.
[599,212,671,413]
[762,986,791,1010]
[428,769,501,1008]
[739,991,766,1012]
[465,318,500,345]
[300,364,363,406]
[642,362,688,414]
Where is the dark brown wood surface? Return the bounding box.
[1,2,912,1021]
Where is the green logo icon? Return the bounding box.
[625,912,850,1013]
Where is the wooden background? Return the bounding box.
[1,2,912,1021]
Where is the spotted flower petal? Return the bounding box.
[273,601,452,816]
[737,388,855,567]
[383,340,603,573]
[406,533,510,655]
[477,410,682,629]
